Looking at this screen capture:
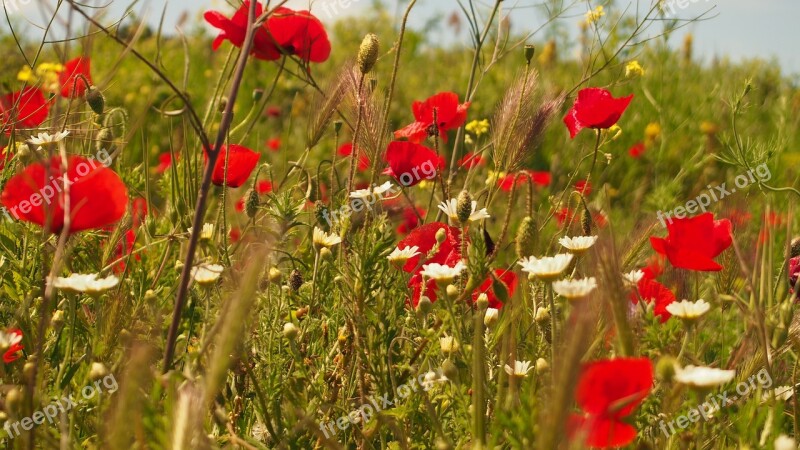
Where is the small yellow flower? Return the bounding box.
[417,180,434,191]
[486,170,506,186]
[625,60,645,78]
[584,6,605,25]
[18,63,64,93]
[645,122,661,142]
[700,121,718,135]
[465,119,490,137]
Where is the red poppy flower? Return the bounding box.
[409,273,440,307]
[555,207,574,227]
[383,141,444,187]
[641,254,665,280]
[205,1,267,57]
[498,170,551,192]
[472,269,518,309]
[266,106,282,117]
[568,357,653,448]
[629,277,675,322]
[575,180,592,196]
[650,212,732,271]
[229,227,242,242]
[132,197,148,228]
[265,7,331,63]
[564,88,633,139]
[394,92,471,143]
[338,143,370,172]
[2,329,24,363]
[458,152,486,168]
[60,57,92,98]
[256,180,273,194]
[396,206,425,235]
[0,87,50,133]
[206,144,260,188]
[629,141,646,158]
[156,152,174,174]
[267,138,281,152]
[1,156,128,233]
[790,256,799,297]
[396,222,461,274]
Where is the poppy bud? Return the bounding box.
[791,237,800,258]
[218,97,228,112]
[245,188,259,219]
[655,355,678,382]
[442,359,458,380]
[435,228,447,244]
[357,33,380,75]
[268,267,282,283]
[535,358,549,374]
[534,306,550,324]
[289,269,303,292]
[515,217,537,259]
[524,44,535,64]
[334,120,343,134]
[252,89,264,101]
[456,190,473,224]
[314,201,330,232]
[283,322,299,340]
[417,296,433,315]
[86,86,105,115]
[581,206,593,236]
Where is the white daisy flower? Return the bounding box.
[28,130,70,146]
[440,336,459,354]
[774,435,796,450]
[51,273,119,295]
[387,245,420,263]
[484,307,499,327]
[552,277,597,300]
[312,227,342,248]
[373,181,395,196]
[0,329,23,350]
[188,223,215,241]
[191,263,224,286]
[518,254,573,281]
[622,270,645,286]
[437,199,490,223]
[350,181,396,201]
[558,235,598,254]
[766,386,794,402]
[504,360,533,378]
[674,365,735,389]
[666,299,711,322]
[421,261,466,282]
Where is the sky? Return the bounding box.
[4,0,798,77]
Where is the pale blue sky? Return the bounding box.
[7,0,799,76]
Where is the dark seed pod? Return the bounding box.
[245,189,260,219]
[289,269,303,292]
[86,86,105,115]
[515,217,536,259]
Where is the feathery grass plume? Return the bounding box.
[307,67,347,149]
[105,342,157,448]
[204,248,268,407]
[491,70,563,173]
[515,216,537,259]
[341,63,385,166]
[171,383,208,449]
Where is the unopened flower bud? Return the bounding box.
[455,190,474,224]
[144,289,157,301]
[446,284,459,299]
[535,358,549,374]
[334,120,343,134]
[283,322,299,340]
[89,362,109,381]
[535,307,550,324]
[357,34,380,75]
[245,188,260,219]
[289,269,303,292]
[218,97,228,112]
[86,86,105,115]
[268,267,282,283]
[416,296,433,315]
[320,247,333,261]
[476,293,489,310]
[435,228,447,244]
[442,359,458,380]
[252,89,264,101]
[515,217,537,259]
[656,355,678,382]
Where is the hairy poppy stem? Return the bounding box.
[163,0,260,372]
